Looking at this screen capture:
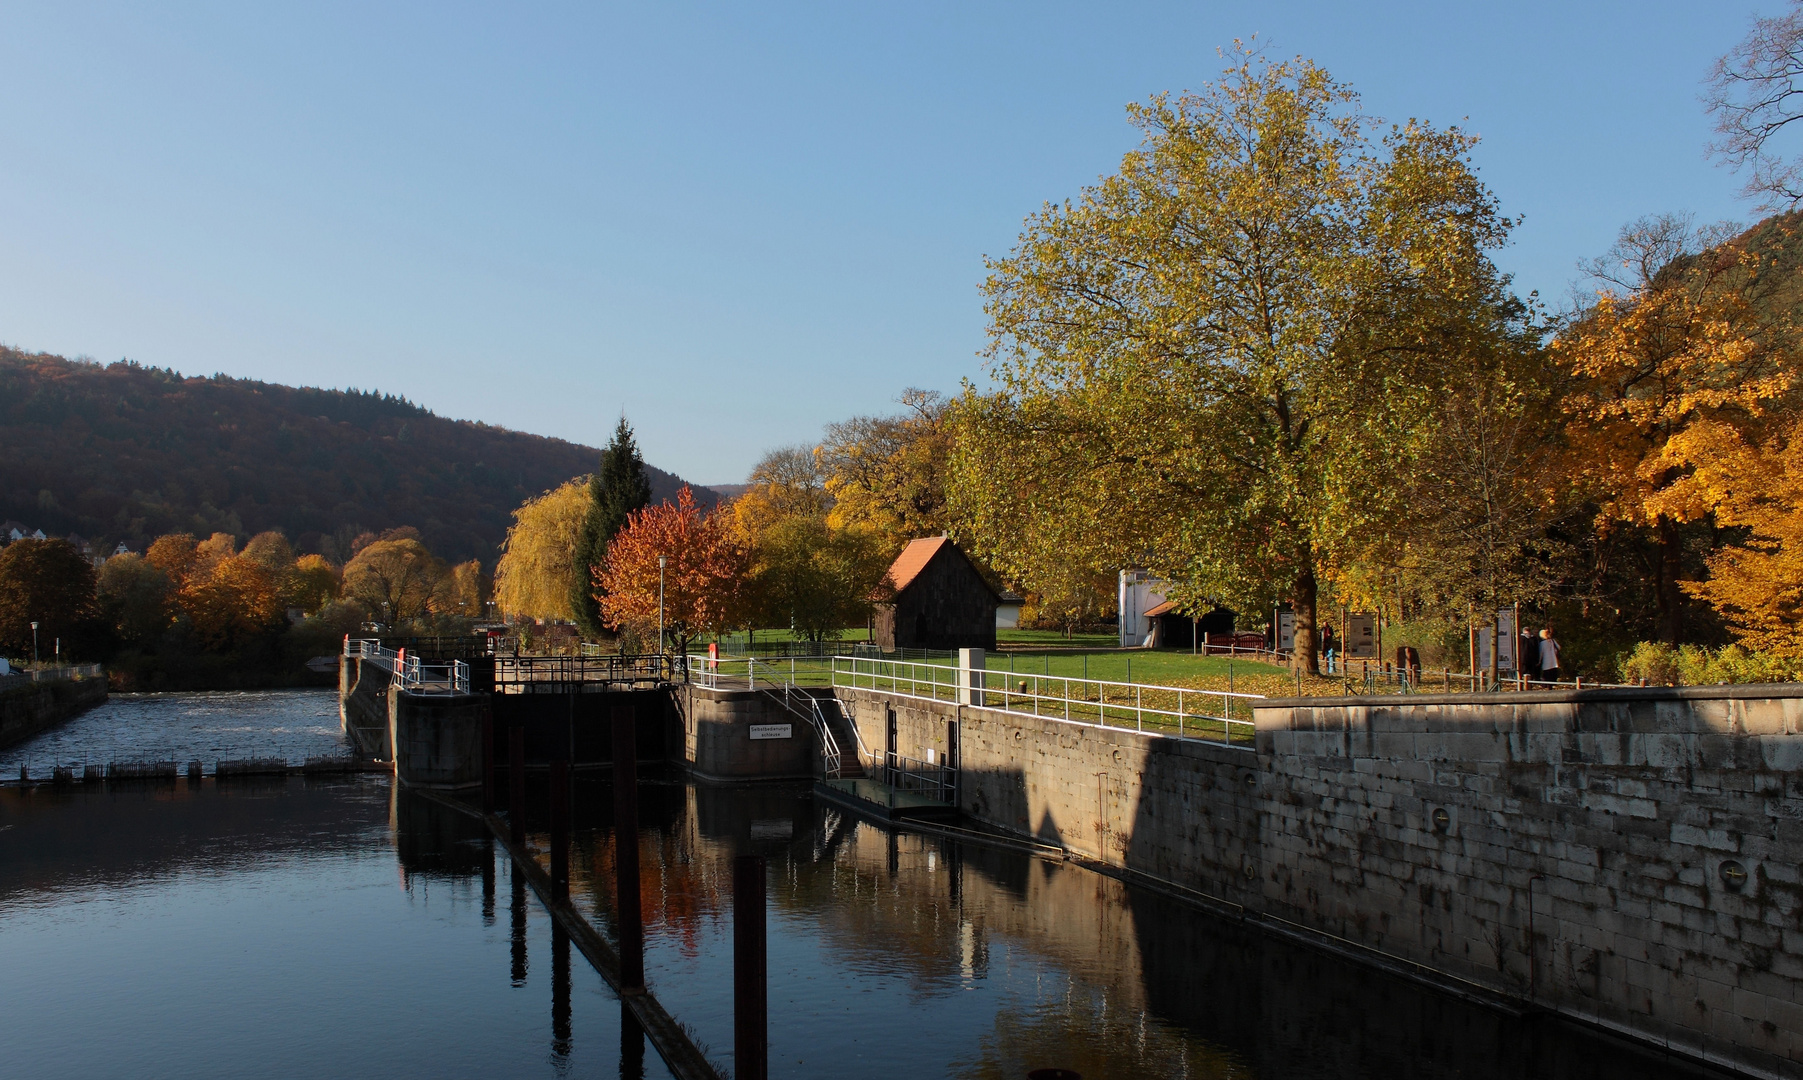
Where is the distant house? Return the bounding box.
[995,591,1024,630]
[1139,599,1236,648]
[873,537,999,652]
[1118,570,1168,647]
[2,521,46,544]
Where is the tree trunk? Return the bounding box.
[1656,516,1684,646]
[1292,564,1319,676]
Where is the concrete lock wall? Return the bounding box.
[673,684,819,782]
[387,687,488,789]
[833,683,1803,1079]
[339,656,392,759]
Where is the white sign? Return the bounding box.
[1277,611,1296,651]
[1476,610,1518,672]
[749,724,793,741]
[1345,613,1377,659]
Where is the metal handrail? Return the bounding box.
[831,655,1262,749]
[392,654,471,695]
[765,684,843,779]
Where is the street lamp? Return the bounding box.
[30,621,38,665]
[657,556,666,657]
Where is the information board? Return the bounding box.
[1345,613,1377,659]
[749,724,793,741]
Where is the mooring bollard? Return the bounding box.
[734,853,768,1080]
[549,759,569,902]
[508,724,526,848]
[613,704,644,991]
[481,711,495,813]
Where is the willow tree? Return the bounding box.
[951,51,1515,672]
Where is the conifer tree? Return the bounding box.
[571,416,653,638]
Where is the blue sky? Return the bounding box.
[0,2,1772,484]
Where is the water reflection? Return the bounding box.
[0,775,671,1080]
[527,777,1729,1080]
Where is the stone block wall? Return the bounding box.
[835,682,1803,1078]
[1257,689,1803,1078]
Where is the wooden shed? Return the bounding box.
[872,537,999,651]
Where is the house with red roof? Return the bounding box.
[872,536,999,652]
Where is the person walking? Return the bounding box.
[1538,628,1563,684]
[1519,627,1541,684]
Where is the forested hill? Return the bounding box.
[0,350,715,565]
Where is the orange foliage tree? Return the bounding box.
[597,486,748,652]
[1650,417,1803,655]
[1551,217,1793,642]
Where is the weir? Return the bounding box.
[340,638,1803,1079]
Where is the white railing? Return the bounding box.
[685,655,833,691]
[831,655,1261,749]
[393,654,471,695]
[344,637,398,668]
[345,638,468,693]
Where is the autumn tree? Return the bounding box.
[495,478,591,621]
[0,538,100,660]
[745,514,892,641]
[818,389,952,545]
[1551,214,1794,643]
[597,486,748,653]
[951,50,1516,673]
[1647,416,1803,654]
[730,446,833,541]
[98,553,174,645]
[342,537,451,623]
[290,554,341,614]
[572,417,653,639]
[145,533,201,590]
[180,554,284,650]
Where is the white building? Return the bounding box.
[1117,570,1169,648]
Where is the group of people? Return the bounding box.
[1314,622,1565,684]
[1522,626,1563,684]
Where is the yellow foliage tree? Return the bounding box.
[494,478,590,621]
[343,537,450,623]
[180,554,283,650]
[819,389,950,546]
[1650,417,1803,654]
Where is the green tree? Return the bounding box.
[950,50,1516,673]
[0,538,101,661]
[746,515,892,641]
[572,417,653,639]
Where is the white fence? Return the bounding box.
[685,653,1262,750]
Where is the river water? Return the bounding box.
[0,693,1730,1079]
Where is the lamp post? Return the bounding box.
[657,556,666,657]
[30,621,38,665]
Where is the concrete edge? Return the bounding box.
[1256,683,1803,709]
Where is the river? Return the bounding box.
[0,692,1729,1078]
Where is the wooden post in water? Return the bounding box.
[734,854,768,1080]
[508,724,526,848]
[612,704,644,991]
[549,759,569,902]
[481,710,495,813]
